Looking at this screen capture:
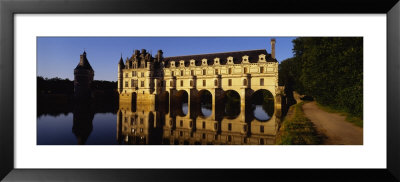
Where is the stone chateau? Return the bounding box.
[116,39,282,144]
[118,39,280,109]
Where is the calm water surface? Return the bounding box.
[37,99,275,145]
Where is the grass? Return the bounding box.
[315,103,363,128]
[276,102,322,145]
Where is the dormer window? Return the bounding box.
[214,58,220,65]
[202,59,207,66]
[242,55,249,63]
[227,56,233,64]
[259,54,266,62]
[190,59,195,66]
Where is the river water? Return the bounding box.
[37,100,275,145]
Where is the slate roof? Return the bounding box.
[75,51,94,70]
[162,49,276,68]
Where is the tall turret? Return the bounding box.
[74,51,94,100]
[118,55,125,93]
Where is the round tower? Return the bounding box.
[74,51,94,101]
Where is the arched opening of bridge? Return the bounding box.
[198,90,212,117]
[175,90,188,116]
[223,90,241,118]
[250,89,274,121]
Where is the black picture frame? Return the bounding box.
[1,0,399,181]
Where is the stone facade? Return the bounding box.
[118,39,280,110]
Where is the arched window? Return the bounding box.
[243,79,247,86]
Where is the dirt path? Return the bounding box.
[302,101,363,145]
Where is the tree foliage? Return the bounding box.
[279,37,363,118]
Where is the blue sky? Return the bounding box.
[37,37,296,81]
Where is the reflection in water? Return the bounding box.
[37,95,278,145]
[182,103,188,116]
[253,105,271,121]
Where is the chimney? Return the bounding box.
[271,38,276,59]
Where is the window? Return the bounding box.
[125,73,128,77]
[181,62,184,66]
[228,123,232,131]
[191,70,194,76]
[243,79,247,86]
[202,122,206,129]
[140,128,143,133]
[243,125,247,132]
[131,79,134,87]
[180,131,183,136]
[140,118,143,124]
[244,67,248,74]
[244,137,247,143]
[260,138,264,144]
[202,133,206,139]
[132,71,134,76]
[203,69,206,75]
[260,78,264,86]
[228,135,232,142]
[215,69,218,74]
[260,125,264,133]
[171,71,174,76]
[260,67,264,73]
[214,123,218,130]
[141,81,144,87]
[203,80,206,86]
[131,118,134,125]
[228,68,232,74]
[170,81,174,87]
[180,80,184,87]
[215,135,218,140]
[141,72,144,77]
[180,120,183,127]
[125,81,128,87]
[181,70,184,76]
[214,80,218,86]
[228,79,232,86]
[190,80,193,87]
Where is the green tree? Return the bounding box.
[280,37,363,118]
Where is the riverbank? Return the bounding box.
[276,102,322,145]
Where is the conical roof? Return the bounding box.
[75,51,93,70]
